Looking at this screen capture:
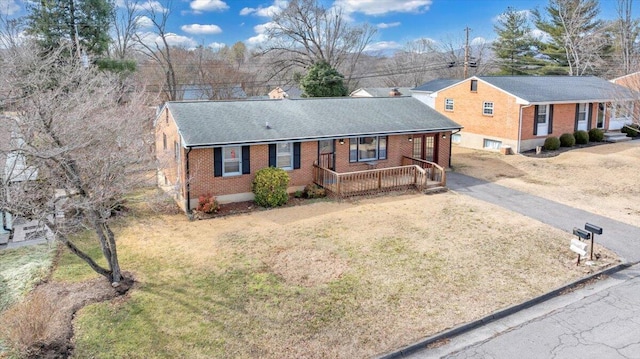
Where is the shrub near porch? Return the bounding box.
[66,193,615,358]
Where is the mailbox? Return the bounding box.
[573,228,591,240]
[585,223,603,235]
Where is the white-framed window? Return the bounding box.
[174,142,180,161]
[445,98,454,111]
[611,101,634,119]
[537,104,548,124]
[483,101,494,116]
[349,136,387,162]
[451,133,461,144]
[223,146,242,176]
[276,142,293,170]
[483,139,502,150]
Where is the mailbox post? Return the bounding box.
[572,228,591,265]
[584,223,603,260]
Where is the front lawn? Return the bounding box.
[58,193,615,358]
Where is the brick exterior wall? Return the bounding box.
[155,107,187,208]
[175,132,452,207]
[434,78,609,153]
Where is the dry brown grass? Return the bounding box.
[451,141,640,226]
[66,192,618,358]
[0,291,55,357]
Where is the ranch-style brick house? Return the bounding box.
[422,76,637,153]
[155,97,462,212]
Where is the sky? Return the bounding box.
[1,0,638,52]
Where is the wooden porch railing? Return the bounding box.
[313,164,427,197]
[401,156,446,188]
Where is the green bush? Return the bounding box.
[574,130,589,144]
[543,136,560,151]
[252,167,290,207]
[588,128,604,142]
[621,124,639,137]
[559,133,575,147]
[304,183,326,199]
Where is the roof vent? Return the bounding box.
[389,88,401,97]
[265,121,271,129]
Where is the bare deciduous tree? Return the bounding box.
[0,44,154,287]
[134,1,179,100]
[259,0,376,86]
[610,0,640,77]
[110,0,141,60]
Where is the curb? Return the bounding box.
[376,262,634,359]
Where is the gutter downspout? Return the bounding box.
[449,129,461,168]
[185,147,192,214]
[518,104,533,154]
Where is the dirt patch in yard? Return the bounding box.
[451,141,640,226]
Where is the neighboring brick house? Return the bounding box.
[268,86,303,99]
[155,97,462,212]
[611,72,640,130]
[425,76,638,153]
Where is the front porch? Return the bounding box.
[313,156,446,198]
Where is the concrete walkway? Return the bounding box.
[447,172,640,263]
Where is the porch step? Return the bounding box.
[424,186,448,194]
[604,131,632,143]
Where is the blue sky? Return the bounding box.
[2,0,638,52]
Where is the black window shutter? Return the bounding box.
[213,147,222,177]
[293,142,301,169]
[533,106,538,136]
[242,146,250,174]
[574,103,580,131]
[269,144,276,167]
[548,105,554,134]
[587,103,593,130]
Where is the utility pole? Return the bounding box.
[463,26,471,79]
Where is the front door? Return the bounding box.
[318,140,335,170]
[576,103,588,131]
[412,134,437,163]
[596,103,605,129]
[536,105,549,135]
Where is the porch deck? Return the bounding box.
[313,156,446,198]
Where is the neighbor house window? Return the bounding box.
[470,80,478,92]
[577,103,588,122]
[349,136,387,162]
[276,142,293,170]
[483,102,494,116]
[451,133,461,144]
[163,133,167,150]
[483,139,502,150]
[174,142,179,161]
[223,146,242,176]
[445,98,454,111]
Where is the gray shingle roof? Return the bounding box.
[167,97,462,147]
[412,79,459,92]
[477,76,638,103]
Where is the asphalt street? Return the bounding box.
[409,264,640,359]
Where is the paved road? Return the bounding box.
[447,172,640,263]
[409,264,640,359]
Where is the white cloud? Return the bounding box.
[377,22,401,29]
[162,33,198,48]
[132,0,166,12]
[530,29,550,42]
[181,24,222,35]
[0,0,20,15]
[209,42,226,50]
[135,15,154,29]
[190,0,229,12]
[247,33,269,45]
[240,0,287,17]
[364,41,401,52]
[470,37,487,46]
[493,9,532,23]
[334,0,432,16]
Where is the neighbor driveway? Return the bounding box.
[447,172,640,263]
